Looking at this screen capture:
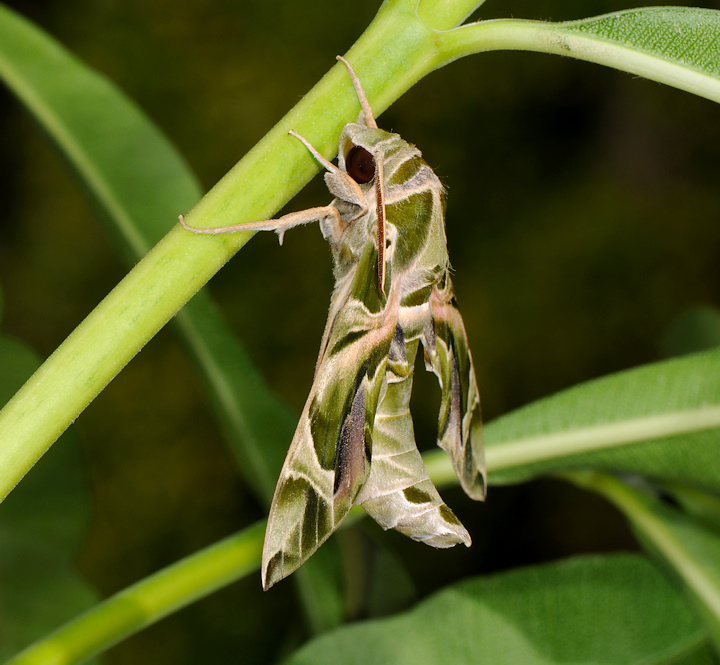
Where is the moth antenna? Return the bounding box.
[336,55,378,129]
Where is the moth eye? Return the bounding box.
[346,146,375,184]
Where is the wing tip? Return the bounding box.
[262,548,295,591]
[461,467,488,502]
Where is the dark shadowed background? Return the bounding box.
[1,0,719,662]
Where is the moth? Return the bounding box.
[180,56,486,590]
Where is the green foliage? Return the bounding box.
[282,555,708,665]
[441,7,720,102]
[569,473,720,651]
[0,0,720,663]
[567,7,720,79]
[483,347,720,488]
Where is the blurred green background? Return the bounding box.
[1,0,720,662]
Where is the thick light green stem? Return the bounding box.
[416,0,486,30]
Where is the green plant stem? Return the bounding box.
[417,0,486,30]
[5,521,264,665]
[0,0,499,505]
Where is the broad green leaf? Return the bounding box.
[440,8,720,104]
[473,348,720,491]
[0,336,97,661]
[570,472,720,651]
[282,554,707,665]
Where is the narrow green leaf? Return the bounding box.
[564,7,720,80]
[282,554,707,665]
[568,472,720,651]
[476,348,720,491]
[0,5,198,260]
[0,336,97,661]
[438,7,720,104]
[172,297,293,505]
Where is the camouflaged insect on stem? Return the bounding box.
[180,56,486,590]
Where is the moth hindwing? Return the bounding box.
[180,56,486,590]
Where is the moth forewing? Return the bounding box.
[180,56,485,590]
[261,256,398,590]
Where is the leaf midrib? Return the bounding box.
[486,405,720,471]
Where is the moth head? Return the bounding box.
[337,125,398,185]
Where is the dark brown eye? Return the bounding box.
[346,146,375,184]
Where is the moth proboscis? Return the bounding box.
[180,55,486,590]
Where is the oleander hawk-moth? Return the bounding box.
[180,56,486,590]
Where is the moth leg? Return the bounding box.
[180,127,367,244]
[179,204,342,245]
